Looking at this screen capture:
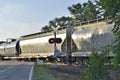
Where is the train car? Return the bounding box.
[19,33,66,60]
[70,21,115,63]
[5,39,20,57]
[0,39,20,60]
[72,22,115,52]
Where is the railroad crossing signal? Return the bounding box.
[49,38,62,44]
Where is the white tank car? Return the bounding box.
[72,22,115,57]
[19,33,66,57]
[0,39,20,58]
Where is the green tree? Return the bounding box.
[98,0,120,79]
[49,16,72,28]
[98,0,120,65]
[41,16,73,32]
[82,51,109,80]
[41,25,52,32]
[68,0,101,24]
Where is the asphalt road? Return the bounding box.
[0,61,34,80]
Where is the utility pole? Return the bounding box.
[66,26,74,65]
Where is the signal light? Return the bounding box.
[56,38,62,43]
[49,38,55,44]
[48,38,62,44]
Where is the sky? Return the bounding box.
[0,0,87,41]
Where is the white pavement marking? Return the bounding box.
[29,66,34,80]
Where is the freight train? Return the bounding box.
[0,18,115,63]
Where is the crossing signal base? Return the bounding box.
[49,38,62,44]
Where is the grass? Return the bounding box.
[34,63,120,80]
[34,64,62,80]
